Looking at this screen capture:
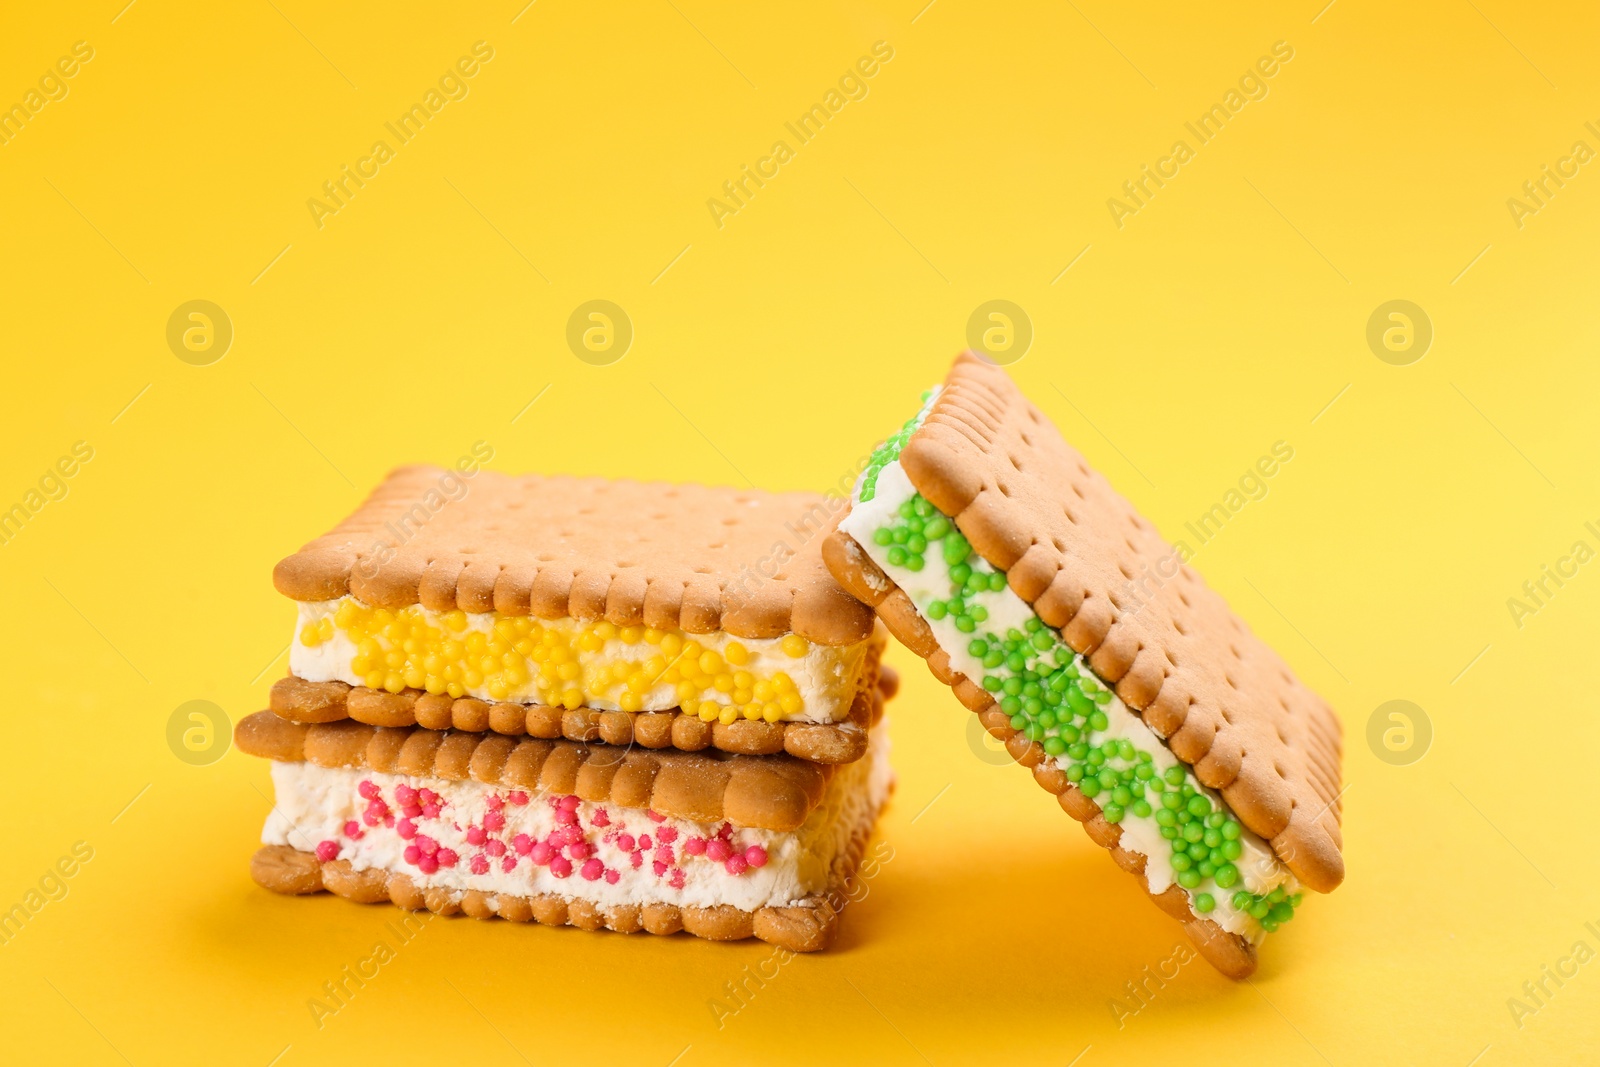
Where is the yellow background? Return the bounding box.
[2,1,1596,1063]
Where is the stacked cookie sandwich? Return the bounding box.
[823,354,1344,978]
[239,468,896,951]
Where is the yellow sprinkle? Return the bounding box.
[718,705,738,725]
[781,634,809,658]
[724,642,749,666]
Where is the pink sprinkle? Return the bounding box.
[436,848,458,868]
[531,841,554,865]
[617,833,636,852]
[343,820,362,838]
[486,794,505,811]
[513,834,533,856]
[509,791,529,806]
[315,840,339,862]
[683,836,707,856]
[421,802,441,819]
[418,788,438,805]
[724,854,748,875]
[629,851,643,869]
[470,855,489,875]
[359,781,379,800]
[403,845,421,864]
[418,854,439,875]
[559,825,584,847]
[396,819,417,840]
[718,822,733,839]
[657,826,679,844]
[581,858,604,881]
[466,826,487,846]
[401,803,423,819]
[604,869,620,885]
[559,794,581,813]
[647,810,665,823]
[417,836,438,857]
[384,815,395,828]
[744,845,768,869]
[502,855,517,872]
[554,809,578,827]
[486,839,507,857]
[550,856,573,878]
[706,838,731,863]
[654,846,675,866]
[652,860,668,876]
[568,842,592,861]
[484,811,505,832]
[395,784,417,805]
[362,811,381,827]
[591,808,610,827]
[638,834,653,851]
[669,869,686,890]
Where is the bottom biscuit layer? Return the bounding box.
[251,781,892,952]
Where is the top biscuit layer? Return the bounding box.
[274,467,874,646]
[881,353,1343,891]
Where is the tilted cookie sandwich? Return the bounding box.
[823,354,1344,978]
[237,671,894,951]
[271,467,883,764]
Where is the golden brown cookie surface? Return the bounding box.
[273,467,874,645]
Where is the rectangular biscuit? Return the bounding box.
[825,354,1345,978]
[276,468,877,729]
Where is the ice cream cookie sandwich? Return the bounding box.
[272,468,884,763]
[823,354,1344,977]
[239,664,894,951]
